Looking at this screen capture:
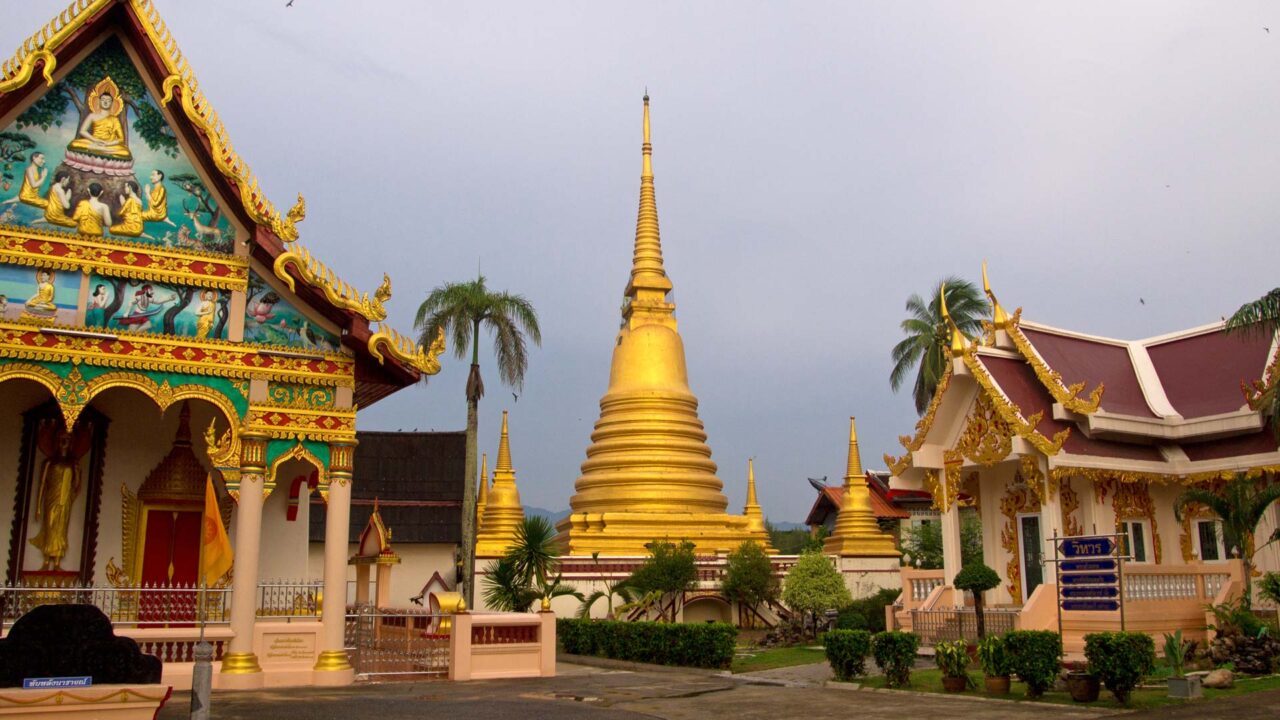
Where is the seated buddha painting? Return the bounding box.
[0,262,79,325]
[0,37,236,253]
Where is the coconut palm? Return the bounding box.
[481,516,579,612]
[1226,288,1280,438]
[575,553,638,620]
[890,277,989,414]
[415,275,541,605]
[1174,473,1280,608]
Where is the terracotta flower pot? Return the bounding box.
[984,675,1011,695]
[942,675,968,693]
[1066,671,1100,703]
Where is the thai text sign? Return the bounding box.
[1060,559,1116,573]
[1061,586,1120,599]
[1060,536,1114,558]
[1061,600,1120,612]
[1060,573,1119,586]
[23,676,92,689]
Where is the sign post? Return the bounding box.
[1047,532,1128,633]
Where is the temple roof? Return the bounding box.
[0,0,439,405]
[804,473,910,527]
[310,430,465,545]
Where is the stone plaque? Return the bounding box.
[262,632,316,664]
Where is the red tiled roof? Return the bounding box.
[1146,331,1272,419]
[805,482,910,526]
[1020,327,1155,417]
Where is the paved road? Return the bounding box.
[159,661,1132,720]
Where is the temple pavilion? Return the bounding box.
[886,267,1279,651]
[0,0,443,689]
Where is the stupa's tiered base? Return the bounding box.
[557,511,768,556]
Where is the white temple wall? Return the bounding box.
[257,457,314,582]
[307,541,455,609]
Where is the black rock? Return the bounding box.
[0,604,161,687]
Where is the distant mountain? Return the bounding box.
[769,520,807,531]
[523,506,570,524]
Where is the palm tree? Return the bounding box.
[1174,473,1280,608]
[1226,288,1280,438]
[481,517,579,612]
[890,277,989,414]
[576,553,638,620]
[415,275,541,606]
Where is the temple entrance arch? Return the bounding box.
[682,595,731,624]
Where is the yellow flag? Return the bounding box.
[201,474,233,587]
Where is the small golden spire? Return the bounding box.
[940,282,968,356]
[476,452,489,531]
[982,261,1010,329]
[746,458,759,507]
[846,417,864,478]
[476,411,525,557]
[742,458,771,544]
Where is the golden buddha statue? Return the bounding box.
[29,429,83,571]
[109,181,144,237]
[67,77,132,161]
[24,269,57,312]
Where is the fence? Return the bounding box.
[0,583,231,626]
[257,578,323,619]
[910,608,1018,645]
[345,605,449,679]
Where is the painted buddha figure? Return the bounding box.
[24,270,57,312]
[67,77,132,161]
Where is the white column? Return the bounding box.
[940,500,962,593]
[221,469,265,685]
[314,441,355,684]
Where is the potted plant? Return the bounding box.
[976,635,1012,694]
[935,639,972,693]
[1164,630,1202,699]
[1063,660,1100,703]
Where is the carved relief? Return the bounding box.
[999,484,1040,602]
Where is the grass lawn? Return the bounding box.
[855,668,1280,710]
[731,645,827,674]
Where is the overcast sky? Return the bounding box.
[8,1,1276,522]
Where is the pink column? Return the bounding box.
[220,430,269,687]
[314,441,356,684]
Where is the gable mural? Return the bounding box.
[85,273,229,339]
[0,262,79,324]
[244,271,339,351]
[0,37,235,252]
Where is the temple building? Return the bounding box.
[886,265,1279,651]
[555,96,771,558]
[0,0,444,689]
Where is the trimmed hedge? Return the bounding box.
[871,631,920,688]
[824,629,872,681]
[557,618,737,670]
[1004,630,1062,698]
[1084,631,1156,703]
[835,588,901,633]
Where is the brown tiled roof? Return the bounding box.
[1020,327,1156,417]
[1146,331,1272,419]
[309,430,465,544]
[804,477,910,526]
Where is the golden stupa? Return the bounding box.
[475,412,525,557]
[823,417,900,557]
[558,96,769,556]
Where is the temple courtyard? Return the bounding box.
[156,660,1280,720]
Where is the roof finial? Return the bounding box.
[846,417,864,479]
[982,261,1010,329]
[743,457,767,537]
[746,458,759,507]
[940,282,968,356]
[624,93,673,304]
[476,452,490,530]
[496,411,513,472]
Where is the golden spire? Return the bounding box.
[982,261,1010,329]
[560,96,766,556]
[475,411,526,557]
[940,282,968,356]
[742,459,772,546]
[824,417,900,557]
[475,452,489,531]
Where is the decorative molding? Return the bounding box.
[956,393,1013,466]
[367,324,444,376]
[269,442,326,499]
[266,383,334,410]
[1060,478,1083,537]
[962,349,1070,456]
[1006,313,1105,415]
[0,323,355,388]
[998,484,1040,602]
[1050,464,1280,488]
[272,245,389,323]
[0,228,248,290]
[1107,479,1162,563]
[885,365,952,473]
[244,405,355,444]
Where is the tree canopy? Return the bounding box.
[721,540,780,609]
[782,550,852,624]
[890,277,989,413]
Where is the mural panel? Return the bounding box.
[0,37,235,252]
[244,272,339,351]
[85,274,229,339]
[0,262,79,324]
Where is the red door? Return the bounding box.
[139,508,201,625]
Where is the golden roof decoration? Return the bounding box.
[939,282,969,356]
[981,261,1011,330]
[1004,311,1106,415]
[961,347,1070,456]
[0,0,399,326]
[368,324,445,376]
[272,243,389,322]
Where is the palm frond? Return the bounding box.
[1226,288,1280,337]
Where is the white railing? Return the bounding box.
[899,568,945,608]
[1122,566,1233,602]
[256,578,323,619]
[0,583,231,626]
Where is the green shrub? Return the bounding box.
[953,563,1001,639]
[835,588,901,633]
[1162,630,1189,678]
[556,618,737,669]
[824,629,872,681]
[1084,631,1156,704]
[976,634,1013,677]
[1004,630,1062,698]
[1259,572,1280,608]
[934,639,970,680]
[871,631,920,688]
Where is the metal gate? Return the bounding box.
[345,606,450,680]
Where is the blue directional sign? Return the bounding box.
[1061,586,1120,599]
[1061,600,1120,612]
[1060,573,1119,586]
[1061,559,1117,573]
[1060,537,1115,558]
